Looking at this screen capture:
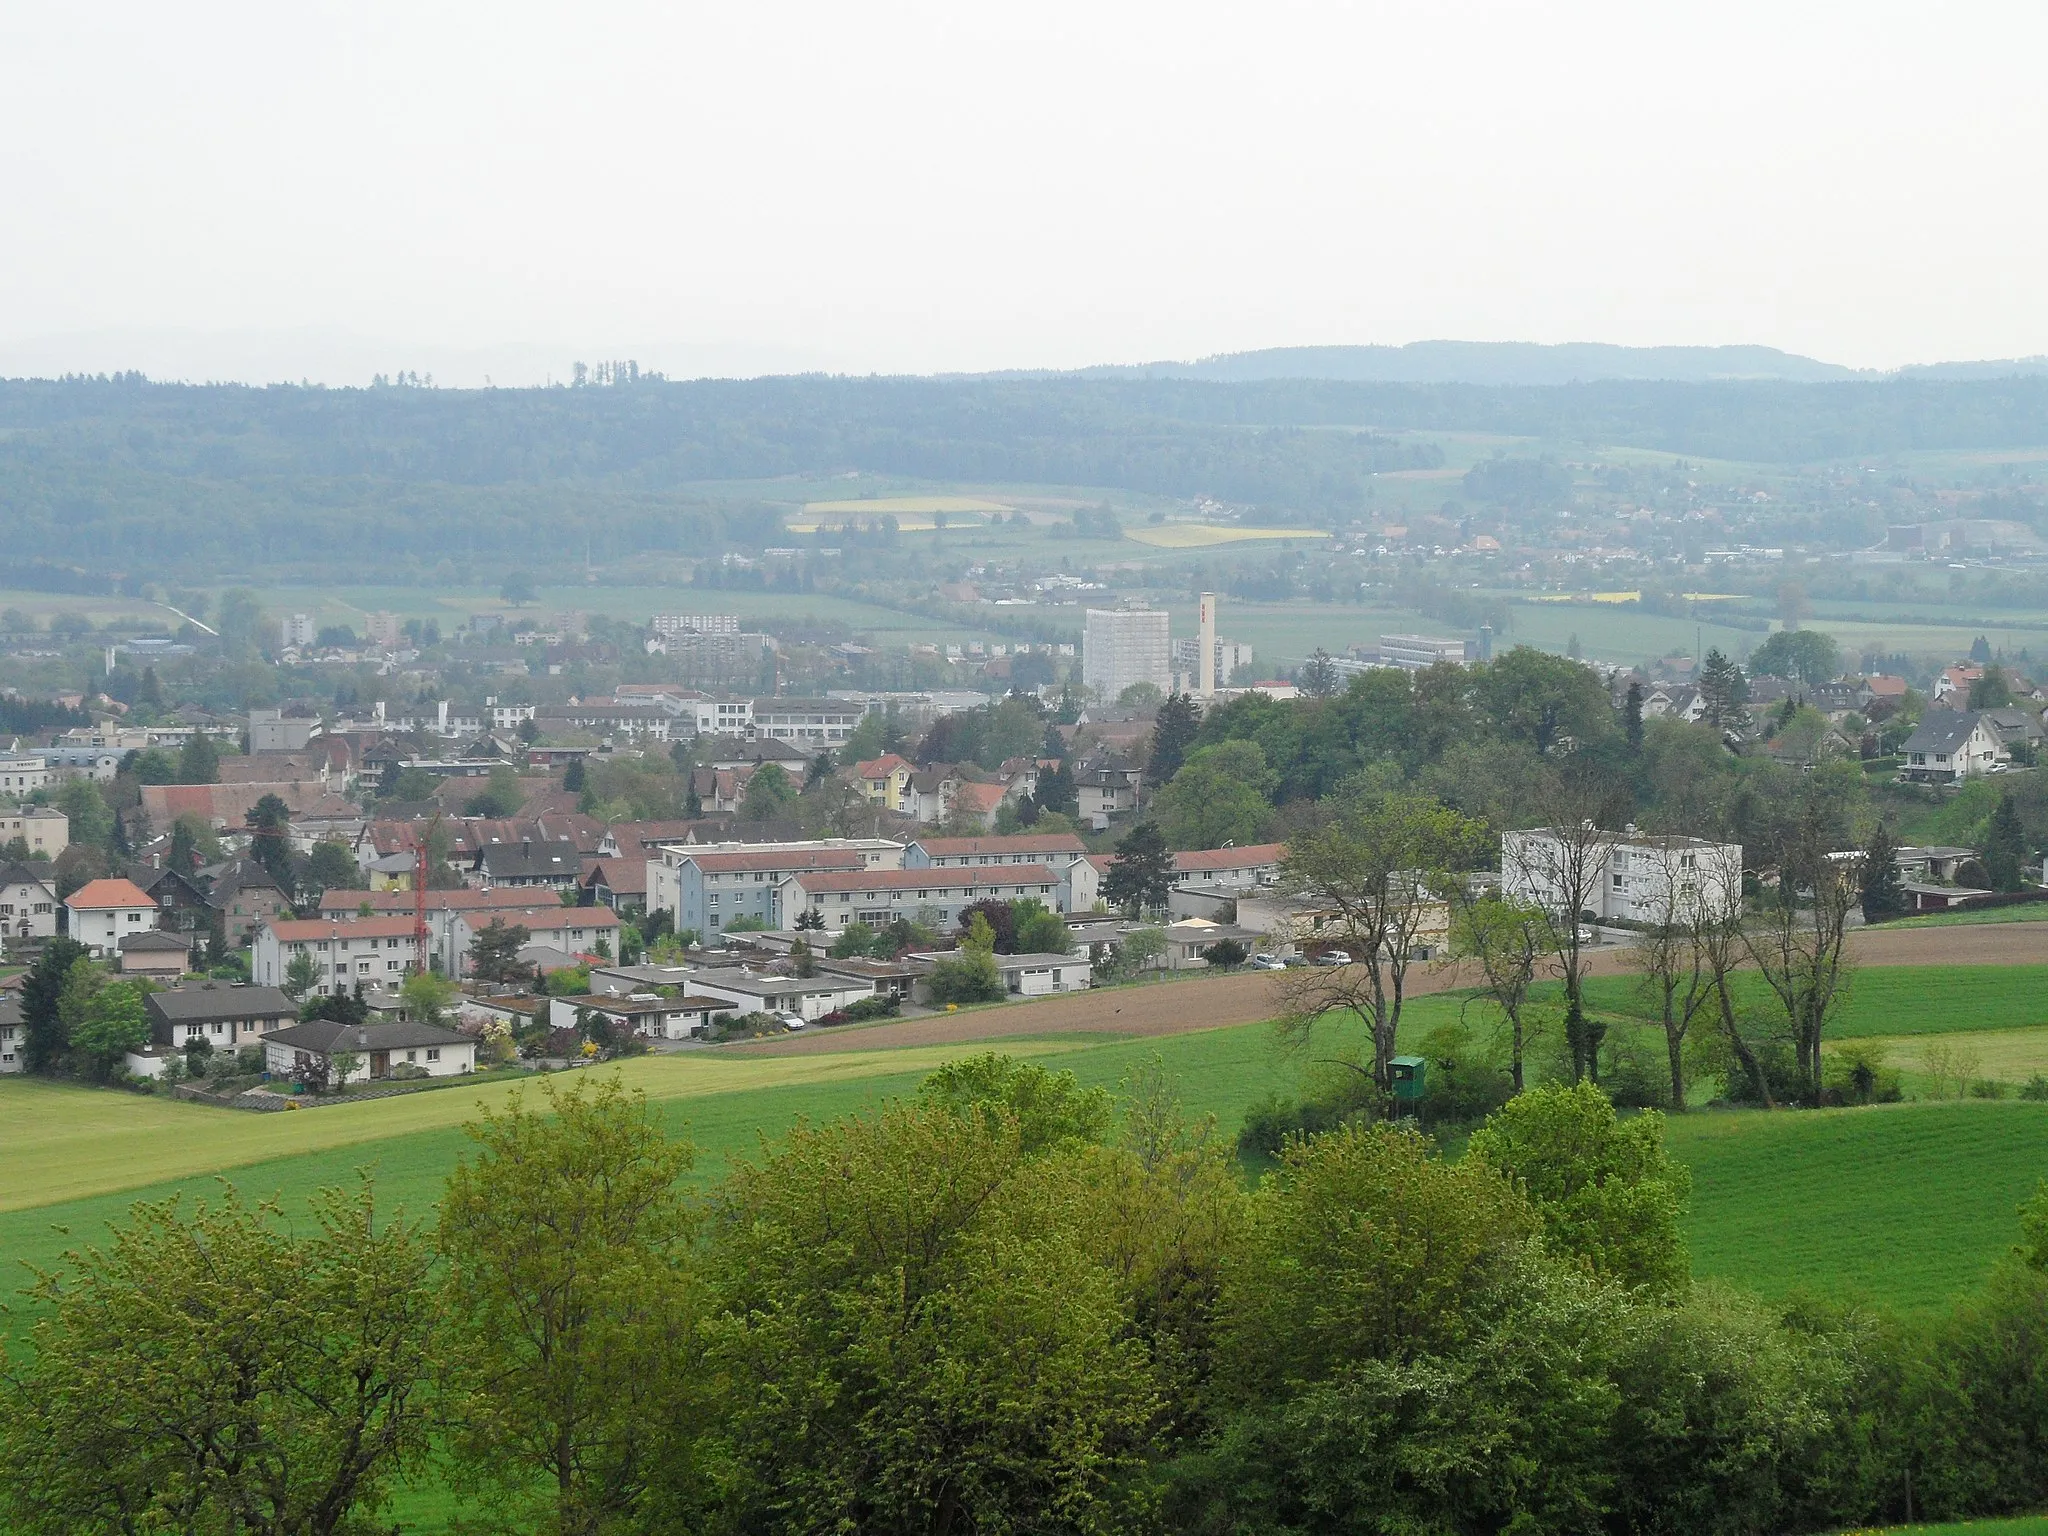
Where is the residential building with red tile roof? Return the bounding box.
[65,876,159,957]
[778,864,1069,934]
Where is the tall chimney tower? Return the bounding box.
[1198,593,1218,695]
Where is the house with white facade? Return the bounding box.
[445,905,622,978]
[144,983,297,1051]
[648,840,903,936]
[1900,709,2009,784]
[1502,828,1744,926]
[0,862,59,944]
[263,1018,476,1084]
[64,877,159,958]
[0,995,24,1072]
[0,751,53,797]
[0,805,66,856]
[547,991,731,1040]
[685,967,876,1021]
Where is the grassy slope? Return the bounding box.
[1577,965,2048,1041]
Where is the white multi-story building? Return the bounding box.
[651,839,904,936]
[64,877,160,958]
[280,613,316,648]
[365,611,402,648]
[1377,634,1475,671]
[1502,828,1743,926]
[747,698,863,747]
[0,752,53,797]
[651,613,741,637]
[1083,609,1170,702]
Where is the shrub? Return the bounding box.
[2021,1075,2048,1102]
[843,994,898,1022]
[925,948,1005,1006]
[1970,1077,2009,1099]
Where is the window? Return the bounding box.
[1612,874,1625,890]
[426,1047,440,1062]
[405,1050,417,1062]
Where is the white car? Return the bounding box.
[1312,949,1352,966]
[778,1013,807,1031]
[1248,954,1287,971]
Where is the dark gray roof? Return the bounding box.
[0,862,55,891]
[1902,709,1988,755]
[120,930,193,952]
[145,984,296,1022]
[265,1018,473,1053]
[478,841,581,879]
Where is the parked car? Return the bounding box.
[1576,927,1597,945]
[1312,949,1352,966]
[1248,954,1287,971]
[778,1013,807,1031]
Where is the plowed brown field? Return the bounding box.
[734,921,2048,1057]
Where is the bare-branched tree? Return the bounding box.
[1277,788,1484,1089]
[1744,807,1856,1106]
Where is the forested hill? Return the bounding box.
[4,372,2048,576]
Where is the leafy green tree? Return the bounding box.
[1624,679,1645,750]
[1749,628,1841,687]
[56,777,115,852]
[1477,645,1614,754]
[740,762,796,821]
[126,747,179,784]
[692,1101,1158,1534]
[438,1076,698,1536]
[1466,1082,1692,1294]
[283,949,322,1001]
[167,812,216,874]
[1103,820,1177,916]
[793,905,824,931]
[177,731,221,785]
[462,763,525,818]
[1861,821,1906,922]
[828,923,877,959]
[304,840,360,898]
[500,571,539,606]
[1152,739,1275,850]
[1216,1122,1541,1397]
[1986,792,2029,892]
[789,936,817,977]
[1200,938,1248,970]
[1011,898,1071,955]
[0,1183,435,1536]
[1116,925,1168,978]
[1148,691,1202,781]
[925,947,1005,1005]
[399,969,457,1026]
[916,1052,1113,1155]
[1450,895,1551,1093]
[1117,680,1164,708]
[72,980,150,1081]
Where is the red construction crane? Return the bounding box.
[412,813,441,976]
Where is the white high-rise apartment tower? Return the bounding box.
[1198,593,1218,695]
[1083,608,1170,704]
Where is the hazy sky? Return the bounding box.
[5,1,2045,384]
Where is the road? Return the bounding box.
[731,920,2048,1058]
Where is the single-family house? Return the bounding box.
[578,857,649,916]
[65,876,159,958]
[263,1019,477,1084]
[686,967,876,1021]
[0,862,59,943]
[853,753,917,814]
[1900,710,2007,784]
[0,995,23,1072]
[473,840,582,891]
[145,983,297,1051]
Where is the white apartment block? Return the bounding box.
[280,613,316,648]
[778,864,1069,934]
[253,917,418,995]
[0,806,66,857]
[1083,609,1171,702]
[651,613,741,636]
[748,698,863,747]
[1501,828,1743,926]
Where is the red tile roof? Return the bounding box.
[66,877,156,910]
[314,887,540,916]
[1173,843,1287,872]
[688,850,871,874]
[912,833,1086,858]
[267,916,422,941]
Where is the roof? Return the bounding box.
[266,1018,475,1053]
[1902,709,1991,755]
[477,842,582,879]
[557,993,729,1015]
[687,849,871,874]
[690,968,869,998]
[1173,843,1287,871]
[855,754,915,779]
[482,906,622,933]
[912,833,1088,858]
[146,984,296,1021]
[950,783,1008,814]
[787,864,1062,893]
[0,861,55,891]
[316,887,540,916]
[66,877,156,910]
[580,858,650,895]
[267,916,422,941]
[119,930,193,952]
